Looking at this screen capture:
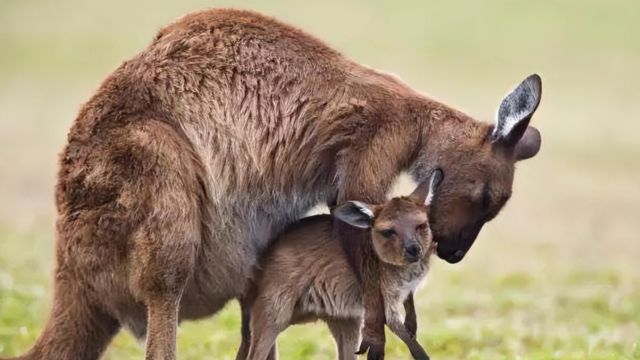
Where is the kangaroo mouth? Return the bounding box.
[434,236,468,264]
[434,222,483,264]
[436,247,466,263]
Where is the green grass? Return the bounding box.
[1,0,640,359]
[1,261,639,360]
[1,228,638,359]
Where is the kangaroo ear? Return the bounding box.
[425,168,443,206]
[332,201,377,229]
[410,168,443,205]
[514,126,541,160]
[492,74,542,148]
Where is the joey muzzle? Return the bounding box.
[404,244,422,262]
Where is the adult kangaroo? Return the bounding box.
[2,8,542,360]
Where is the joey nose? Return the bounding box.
[405,244,422,262]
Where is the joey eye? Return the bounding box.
[416,223,427,231]
[379,229,396,238]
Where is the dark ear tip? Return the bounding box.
[527,73,541,83]
[526,74,542,94]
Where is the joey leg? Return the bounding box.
[355,287,386,360]
[237,298,278,360]
[386,307,429,360]
[327,318,361,360]
[403,293,417,339]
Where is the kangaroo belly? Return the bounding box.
[180,198,328,320]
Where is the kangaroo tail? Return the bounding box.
[2,279,120,360]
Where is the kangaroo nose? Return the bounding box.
[405,244,422,262]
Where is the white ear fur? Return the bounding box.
[425,169,443,206]
[352,201,374,218]
[492,74,542,142]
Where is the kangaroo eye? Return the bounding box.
[416,223,427,231]
[379,229,396,238]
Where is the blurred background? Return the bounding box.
[1,1,638,359]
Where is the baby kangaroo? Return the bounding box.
[237,170,443,360]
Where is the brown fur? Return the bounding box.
[2,8,541,360]
[238,191,437,360]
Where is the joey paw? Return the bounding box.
[356,339,385,360]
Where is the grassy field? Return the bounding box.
[1,0,639,359]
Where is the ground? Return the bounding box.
[0,0,639,359]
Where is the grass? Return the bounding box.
[2,230,638,359]
[1,0,639,359]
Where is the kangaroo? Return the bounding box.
[238,170,443,360]
[1,8,542,360]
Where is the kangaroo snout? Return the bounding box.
[442,249,466,264]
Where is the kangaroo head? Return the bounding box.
[410,74,542,264]
[333,170,443,266]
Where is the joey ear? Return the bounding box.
[492,74,542,147]
[410,168,443,205]
[425,168,443,206]
[332,201,377,229]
